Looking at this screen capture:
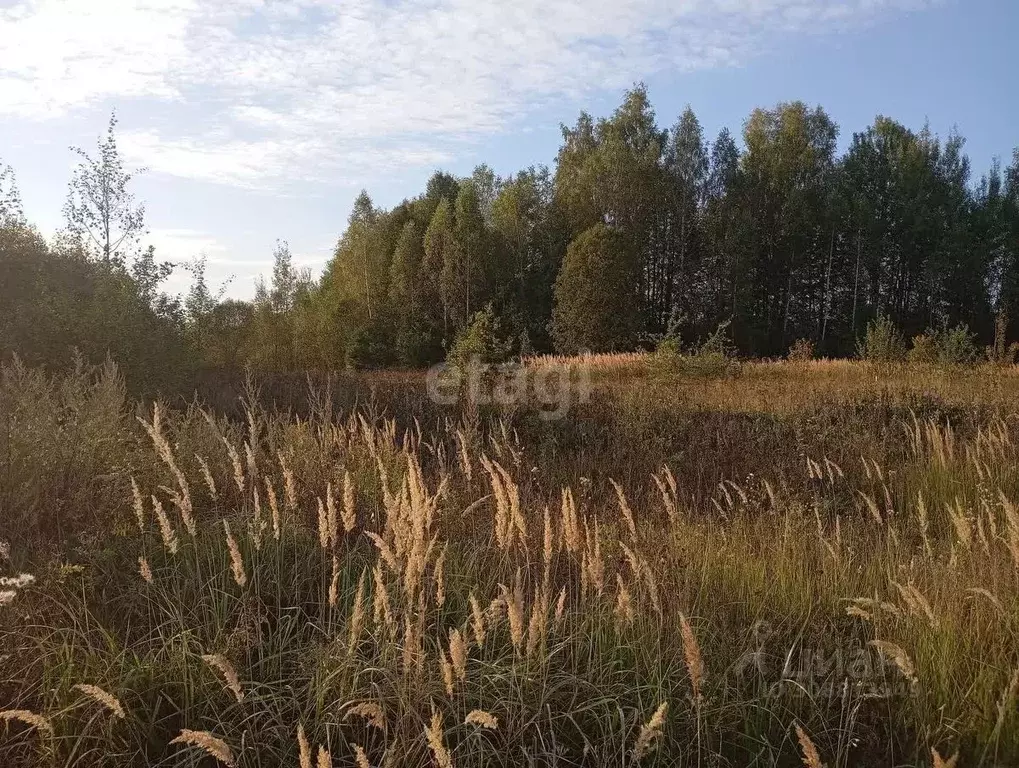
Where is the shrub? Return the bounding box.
[857,314,905,362]
[935,323,979,365]
[908,324,979,366]
[987,310,1019,365]
[446,304,513,372]
[0,354,131,549]
[650,320,739,378]
[907,333,938,364]
[787,338,815,362]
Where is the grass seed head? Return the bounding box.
[73,683,126,718]
[170,729,235,767]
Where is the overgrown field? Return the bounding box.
[3,357,1019,767]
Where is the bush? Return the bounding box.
[787,338,815,362]
[446,304,513,372]
[857,314,905,362]
[908,324,978,366]
[907,333,938,364]
[650,319,739,378]
[987,310,1019,365]
[0,354,131,549]
[935,323,979,365]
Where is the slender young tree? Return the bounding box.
[64,112,146,265]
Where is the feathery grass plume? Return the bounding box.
[152,495,178,554]
[222,520,247,588]
[354,744,372,768]
[794,723,825,768]
[468,591,486,647]
[344,702,386,730]
[455,429,473,482]
[560,488,581,554]
[131,477,146,531]
[439,648,455,695]
[542,505,554,570]
[264,475,280,540]
[223,438,245,497]
[424,708,453,768]
[170,729,235,766]
[279,451,297,510]
[526,589,549,659]
[0,709,53,735]
[434,544,447,608]
[947,498,972,550]
[633,701,667,759]
[348,568,367,656]
[465,710,498,729]
[583,519,605,595]
[138,556,153,584]
[326,481,339,547]
[139,404,195,534]
[448,628,468,680]
[993,665,1019,739]
[857,491,883,524]
[196,454,218,500]
[298,723,313,768]
[202,654,244,702]
[931,748,959,768]
[891,581,938,628]
[501,570,526,653]
[482,456,510,550]
[367,532,399,574]
[497,462,527,547]
[679,612,704,702]
[868,640,916,682]
[328,555,341,608]
[652,465,679,523]
[317,498,330,550]
[615,574,634,627]
[317,745,332,768]
[966,586,1005,615]
[372,562,396,639]
[845,605,872,621]
[342,470,357,532]
[610,478,638,543]
[244,440,258,485]
[73,683,126,718]
[554,586,568,624]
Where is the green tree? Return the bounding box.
[63,112,147,265]
[551,223,641,353]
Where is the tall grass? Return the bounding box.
[2,358,1019,765]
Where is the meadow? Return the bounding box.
[2,355,1019,767]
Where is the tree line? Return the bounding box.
[2,88,1019,389]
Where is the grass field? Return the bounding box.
[2,356,1019,767]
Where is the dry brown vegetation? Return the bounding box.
[2,356,1019,766]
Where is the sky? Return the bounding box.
[1,0,1016,299]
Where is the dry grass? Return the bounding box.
[3,358,1019,766]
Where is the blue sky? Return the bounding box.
[1,0,1015,299]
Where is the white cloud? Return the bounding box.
[1,0,931,187]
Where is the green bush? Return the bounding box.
[857,314,905,362]
[446,304,513,372]
[935,323,979,365]
[650,319,739,378]
[908,324,978,366]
